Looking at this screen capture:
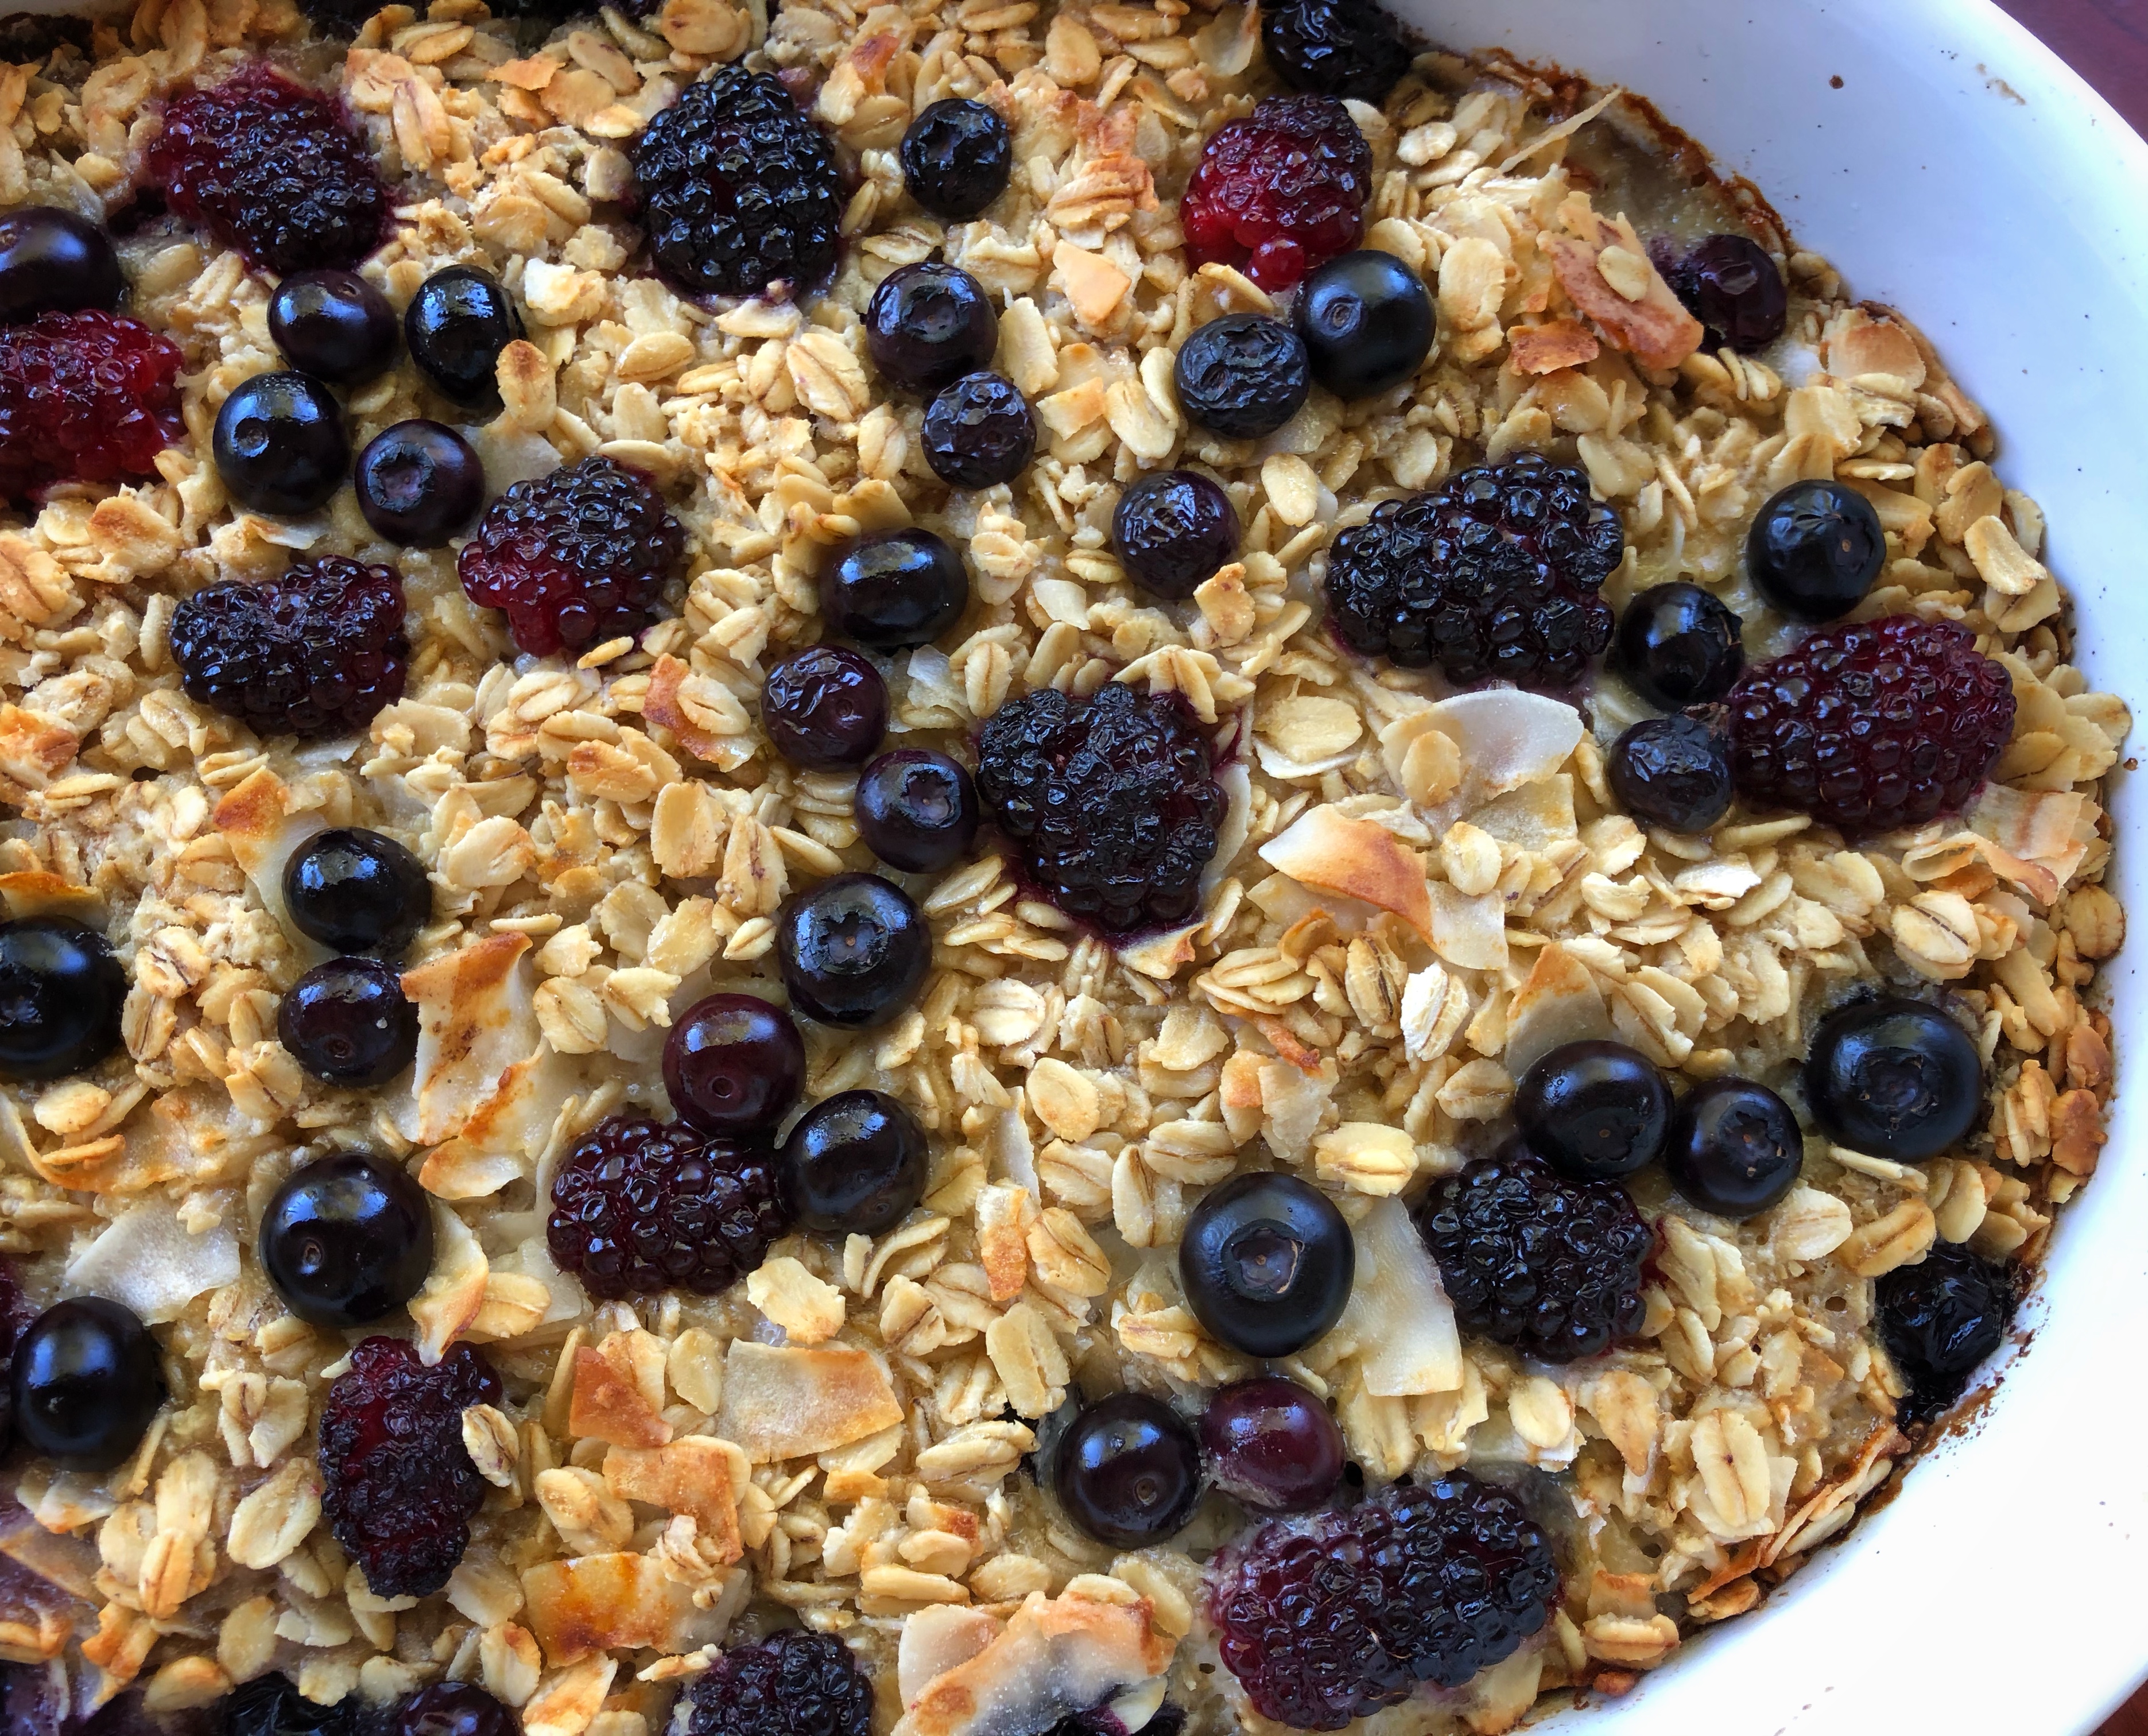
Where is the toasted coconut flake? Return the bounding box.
[64,1196,238,1324]
[899,1606,1003,1708]
[1258,805,1433,941]
[568,1344,672,1450]
[521,1551,709,1667]
[714,1342,903,1463]
[895,1589,1173,1736]
[1320,1195,1462,1398]
[603,1438,742,1561]
[1425,689,1583,804]
[1505,941,1612,1077]
[399,934,539,1146]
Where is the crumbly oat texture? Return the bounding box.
[0,2,2128,1734]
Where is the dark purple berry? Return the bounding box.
[1746,479,1886,623]
[10,1297,161,1469]
[1054,1392,1202,1548]
[1608,712,1734,834]
[664,993,805,1138]
[1664,1077,1803,1218]
[1112,469,1239,600]
[278,956,419,1087]
[899,98,1013,220]
[259,1150,434,1328]
[1875,1243,2014,1424]
[0,916,125,1081]
[780,1088,929,1235]
[1804,995,1982,1162]
[1173,312,1310,439]
[680,1631,872,1736]
[823,528,970,651]
[396,1683,513,1736]
[268,268,397,384]
[855,749,979,873]
[922,371,1034,490]
[1200,1376,1344,1513]
[1615,581,1745,707]
[865,262,998,395]
[405,266,522,408]
[1654,232,1788,353]
[1293,249,1432,398]
[1259,0,1413,103]
[0,207,123,323]
[762,644,888,769]
[282,826,431,958]
[1515,1039,1672,1181]
[216,1673,355,1736]
[212,370,348,516]
[1181,1172,1352,1358]
[776,872,929,1029]
[356,419,486,547]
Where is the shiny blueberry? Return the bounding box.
[1875,1243,2014,1424]
[1293,249,1433,399]
[267,268,398,385]
[355,419,485,547]
[1608,712,1734,834]
[1112,470,1239,600]
[0,207,122,323]
[664,993,805,1138]
[259,1150,434,1328]
[1054,1392,1203,1548]
[864,262,998,396]
[1664,1076,1803,1218]
[856,749,980,873]
[212,370,348,516]
[282,827,431,958]
[780,1088,929,1235]
[899,98,1013,221]
[777,872,930,1029]
[1804,995,1982,1162]
[1173,313,1311,440]
[1747,480,1886,622]
[405,265,523,408]
[10,1297,162,1469]
[1615,582,1744,709]
[762,644,889,770]
[0,916,125,1081]
[1515,1039,1672,1181]
[823,528,970,652]
[397,1683,514,1736]
[215,1672,352,1736]
[1180,1171,1353,1358]
[923,371,1034,490]
[1654,232,1788,353]
[278,956,419,1086]
[1199,1375,1344,1513]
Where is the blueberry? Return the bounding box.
[0,207,122,323]
[899,98,1013,221]
[1608,712,1734,834]
[1180,1171,1353,1358]
[1747,480,1886,622]
[0,916,125,1081]
[1655,233,1788,354]
[278,956,419,1086]
[1199,1375,1344,1513]
[355,419,485,547]
[762,644,889,770]
[1260,0,1413,103]
[267,268,398,385]
[282,827,432,958]
[922,371,1034,490]
[823,529,970,652]
[856,749,979,873]
[1614,582,1744,708]
[1173,313,1311,439]
[1293,249,1433,399]
[864,262,997,395]
[1804,995,1982,1162]
[217,1673,355,1736]
[780,1088,929,1235]
[212,370,348,516]
[664,993,806,1138]
[1515,1038,1672,1181]
[1875,1242,2014,1424]
[1664,1076,1802,1218]
[10,1297,162,1469]
[259,1150,435,1328]
[1053,1392,1202,1548]
[405,266,523,408]
[776,873,930,1029]
[1112,469,1240,600]
[397,1683,515,1736]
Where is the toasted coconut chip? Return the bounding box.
[1318,1195,1463,1398]
[570,1343,672,1450]
[1428,881,1508,971]
[398,933,538,1146]
[714,1342,903,1463]
[409,1203,487,1365]
[521,1551,714,1667]
[0,870,103,924]
[894,1589,1174,1736]
[1258,805,1433,941]
[1505,941,1612,1078]
[64,1196,239,1325]
[1425,689,1583,805]
[898,1606,1003,1709]
[603,1438,741,1561]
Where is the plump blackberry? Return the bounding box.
[1875,1243,2017,1425]
[1260,0,1413,103]
[319,1336,502,1598]
[680,1631,873,1736]
[632,67,843,298]
[1181,94,1372,290]
[548,1114,789,1300]
[0,311,181,500]
[922,371,1035,489]
[146,65,387,274]
[976,683,1226,933]
[1724,614,2016,836]
[1324,453,1623,686]
[457,456,684,657]
[170,558,409,739]
[1211,1477,1558,1729]
[1415,1150,1651,1362]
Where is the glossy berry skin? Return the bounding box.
[397,1683,514,1736]
[405,266,524,407]
[216,1672,356,1736]
[282,827,431,958]
[1054,1392,1203,1549]
[259,1151,434,1328]
[10,1297,162,1470]
[680,1631,873,1736]
[823,529,970,652]
[0,207,123,323]
[355,420,486,547]
[211,370,349,516]
[267,268,398,385]
[0,917,125,1082]
[1260,0,1412,102]
[777,873,930,1029]
[1173,312,1310,439]
[278,956,420,1087]
[865,262,998,396]
[762,644,889,770]
[664,993,805,1138]
[1615,581,1745,708]
[1664,1077,1803,1219]
[1515,1039,1671,1181]
[856,749,979,873]
[1293,250,1433,398]
[899,98,1013,220]
[780,1088,929,1236]
[1875,1243,2015,1424]
[0,311,183,499]
[1746,480,1886,623]
[1608,712,1735,834]
[1180,1171,1353,1358]
[1200,1376,1344,1513]
[1181,95,1371,290]
[1112,469,1240,600]
[1654,232,1788,354]
[1804,995,1982,1162]
[923,371,1035,489]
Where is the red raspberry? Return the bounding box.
[1726,614,2016,835]
[319,1337,502,1598]
[0,311,181,500]
[1181,95,1371,290]
[457,456,685,657]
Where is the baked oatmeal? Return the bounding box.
[0,0,2127,1731]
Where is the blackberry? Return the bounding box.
[319,1336,502,1598]
[1173,312,1310,440]
[1181,94,1372,291]
[1210,1476,1558,1728]
[922,371,1034,489]
[899,98,1013,220]
[0,311,182,499]
[1324,453,1623,685]
[457,456,684,658]
[547,1114,788,1300]
[1260,0,1413,104]
[1724,614,2015,836]
[1875,1243,2016,1425]
[975,682,1226,934]
[680,1631,873,1736]
[631,67,843,299]
[170,558,409,739]
[1414,1150,1651,1362]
